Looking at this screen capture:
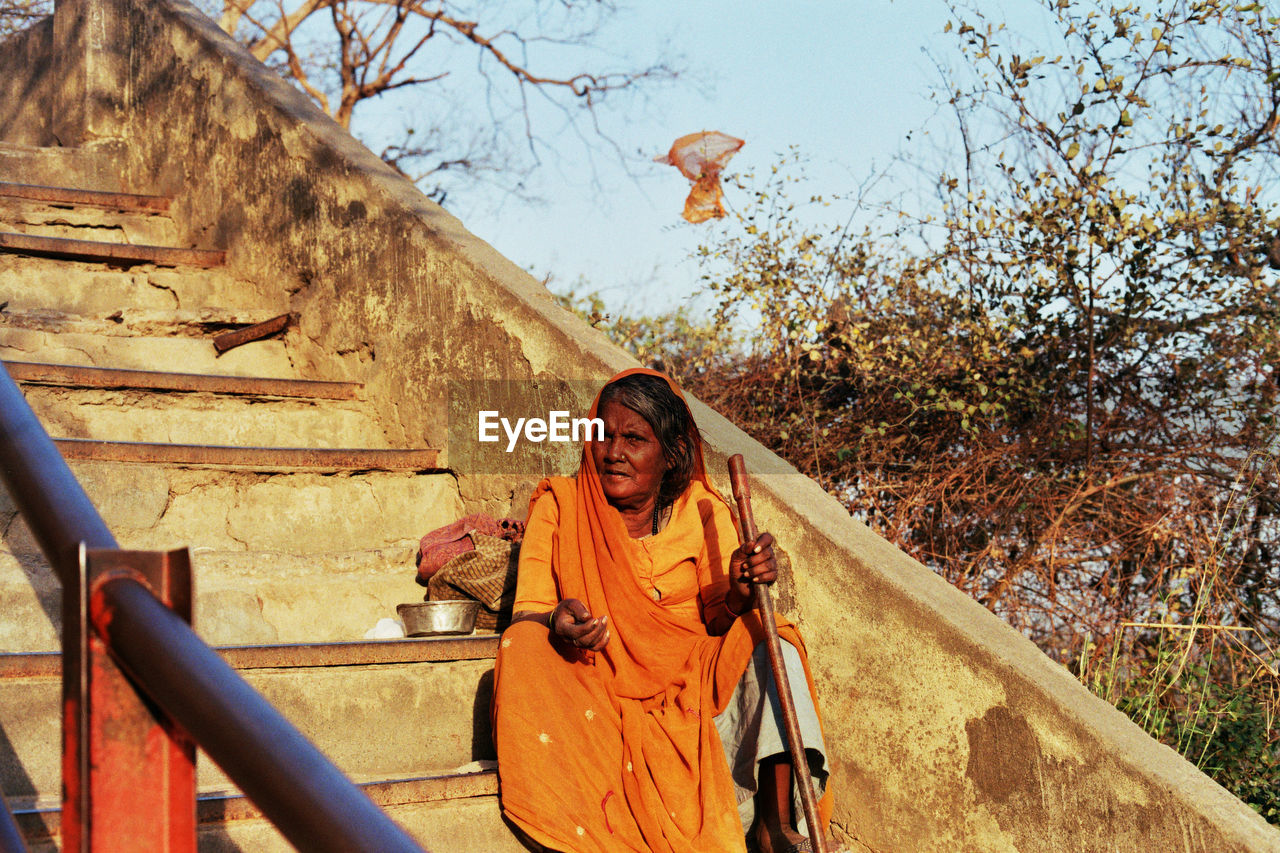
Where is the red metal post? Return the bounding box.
[61,548,197,852]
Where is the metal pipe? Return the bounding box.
[90,575,426,853]
[728,454,827,853]
[0,362,116,578]
[0,793,28,853]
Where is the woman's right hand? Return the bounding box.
[550,599,610,651]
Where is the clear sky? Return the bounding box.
[408,1,1052,317]
[444,1,953,315]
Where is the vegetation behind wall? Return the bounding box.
[565,0,1280,823]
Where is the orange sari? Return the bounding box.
[492,369,831,852]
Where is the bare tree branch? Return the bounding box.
[0,0,50,40]
[209,0,676,198]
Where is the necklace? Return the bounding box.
[651,503,661,536]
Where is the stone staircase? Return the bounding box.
[0,148,524,850]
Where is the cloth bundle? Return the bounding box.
[416,514,524,630]
[427,531,520,630]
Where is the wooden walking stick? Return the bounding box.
[727,454,827,853]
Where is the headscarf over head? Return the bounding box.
[557,367,729,697]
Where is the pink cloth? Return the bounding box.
[416,513,524,582]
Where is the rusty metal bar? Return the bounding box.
[53,439,441,471]
[0,652,59,678]
[213,313,291,353]
[0,634,500,678]
[0,793,28,853]
[4,360,361,400]
[0,182,170,213]
[14,772,496,840]
[203,772,499,825]
[0,232,225,268]
[219,635,501,669]
[90,573,425,853]
[62,548,197,852]
[0,363,192,850]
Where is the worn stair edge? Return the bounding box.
[0,182,171,214]
[220,636,501,669]
[5,360,361,400]
[13,771,499,840]
[0,232,224,268]
[53,439,441,471]
[0,637,500,679]
[0,307,295,334]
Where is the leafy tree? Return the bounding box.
[555,286,741,382]
[690,0,1280,661]
[889,0,1280,651]
[613,0,1280,815]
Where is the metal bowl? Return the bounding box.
[397,600,481,637]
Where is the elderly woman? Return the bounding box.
[493,369,830,853]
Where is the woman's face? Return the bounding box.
[592,399,669,510]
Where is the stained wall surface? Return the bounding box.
[0,17,54,146]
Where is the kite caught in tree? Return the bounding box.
[655,131,745,224]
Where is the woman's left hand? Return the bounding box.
[726,531,777,615]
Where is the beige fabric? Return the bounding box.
[714,640,829,835]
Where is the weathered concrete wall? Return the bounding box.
[39,0,1280,849]
[0,142,126,190]
[0,17,54,146]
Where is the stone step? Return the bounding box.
[0,544,433,650]
[0,638,501,805]
[1,307,291,334]
[218,635,499,669]
[0,635,500,680]
[50,439,435,471]
[0,197,177,246]
[13,772,523,853]
[40,462,455,551]
[0,253,287,318]
[23,386,388,450]
[0,232,224,268]
[0,182,170,214]
[0,144,123,192]
[0,326,298,378]
[6,360,361,400]
[191,546,427,645]
[0,463,461,651]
